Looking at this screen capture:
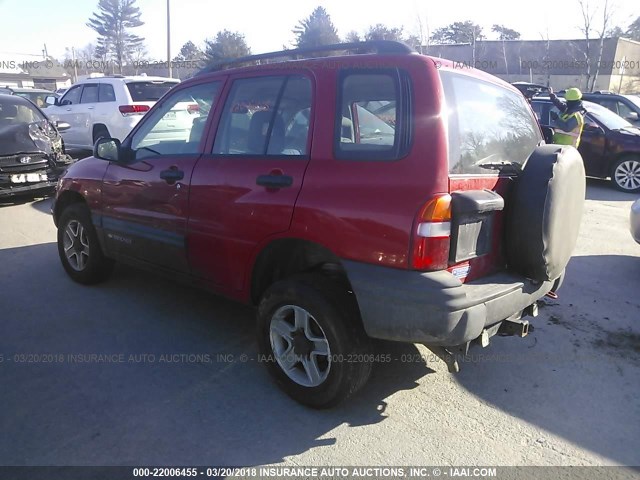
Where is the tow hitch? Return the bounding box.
[426,302,540,372]
[498,318,531,337]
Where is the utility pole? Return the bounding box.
[71,47,78,83]
[167,0,172,78]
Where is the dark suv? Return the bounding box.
[532,97,640,193]
[53,41,585,407]
[581,91,640,127]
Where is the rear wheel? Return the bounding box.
[611,156,640,193]
[57,204,114,284]
[257,273,372,408]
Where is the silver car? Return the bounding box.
[632,199,640,244]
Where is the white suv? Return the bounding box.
[46,75,180,149]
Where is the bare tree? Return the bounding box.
[590,0,616,91]
[492,25,521,75]
[577,0,596,90]
[415,8,430,54]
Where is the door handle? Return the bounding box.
[160,167,184,184]
[256,174,293,189]
[87,106,94,110]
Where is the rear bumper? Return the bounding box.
[343,260,555,346]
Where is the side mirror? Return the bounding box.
[94,137,122,162]
[583,123,603,133]
[541,126,555,144]
[56,121,70,132]
[626,112,639,122]
[45,96,57,106]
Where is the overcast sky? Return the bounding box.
[0,0,637,61]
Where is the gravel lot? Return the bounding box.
[0,178,638,467]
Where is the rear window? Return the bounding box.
[126,81,178,102]
[441,71,541,174]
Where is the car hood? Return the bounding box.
[0,121,63,157]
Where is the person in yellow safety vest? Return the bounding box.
[548,87,586,147]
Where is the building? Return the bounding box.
[426,37,640,93]
[0,56,71,91]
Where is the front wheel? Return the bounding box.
[257,274,372,408]
[611,156,640,193]
[57,204,114,284]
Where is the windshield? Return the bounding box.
[0,96,46,125]
[126,81,179,102]
[14,91,52,109]
[586,101,633,130]
[625,95,640,110]
[441,70,541,174]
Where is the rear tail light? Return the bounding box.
[187,104,200,114]
[412,194,452,271]
[119,105,150,116]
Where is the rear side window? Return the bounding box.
[99,84,116,102]
[126,81,178,101]
[441,71,541,174]
[335,70,412,160]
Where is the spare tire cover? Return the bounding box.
[505,145,585,282]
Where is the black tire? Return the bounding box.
[92,125,110,145]
[57,203,114,284]
[505,145,585,282]
[611,156,640,193]
[257,273,372,408]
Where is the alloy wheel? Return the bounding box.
[614,160,640,191]
[269,305,331,387]
[63,220,90,271]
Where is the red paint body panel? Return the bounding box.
[55,52,526,304]
[101,155,200,272]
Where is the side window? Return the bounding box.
[617,101,633,118]
[213,76,286,155]
[80,84,99,104]
[130,81,222,158]
[98,83,116,103]
[335,71,410,160]
[530,101,545,123]
[60,85,82,105]
[272,76,312,155]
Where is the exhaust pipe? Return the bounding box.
[498,318,530,337]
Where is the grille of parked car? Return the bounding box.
[0,154,48,171]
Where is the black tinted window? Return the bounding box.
[126,81,178,101]
[99,83,116,102]
[441,71,541,174]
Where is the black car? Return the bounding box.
[0,94,74,198]
[580,92,640,127]
[532,97,640,193]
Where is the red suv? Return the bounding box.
[53,41,586,408]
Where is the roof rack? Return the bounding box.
[197,40,415,76]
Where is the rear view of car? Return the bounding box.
[45,76,179,150]
[52,42,586,408]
